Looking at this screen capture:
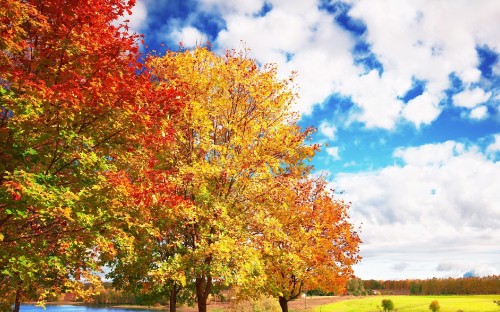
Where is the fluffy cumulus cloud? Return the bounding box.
[199,0,264,16]
[326,146,341,160]
[402,92,441,127]
[171,26,208,47]
[344,0,500,128]
[453,88,491,109]
[469,105,488,119]
[319,120,337,140]
[334,141,500,279]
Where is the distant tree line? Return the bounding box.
[89,283,137,305]
[361,276,500,295]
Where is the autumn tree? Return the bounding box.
[253,176,361,312]
[0,0,172,310]
[132,47,317,312]
[429,300,440,312]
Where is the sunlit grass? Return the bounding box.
[315,295,500,312]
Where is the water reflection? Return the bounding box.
[21,305,151,312]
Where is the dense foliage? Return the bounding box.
[346,277,367,296]
[381,298,394,312]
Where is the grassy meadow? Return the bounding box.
[314,295,500,312]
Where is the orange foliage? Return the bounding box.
[255,176,361,312]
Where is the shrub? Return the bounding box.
[381,299,395,311]
[346,278,367,296]
[429,300,440,312]
[226,296,281,312]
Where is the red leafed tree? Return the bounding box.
[105,75,187,312]
[0,0,181,311]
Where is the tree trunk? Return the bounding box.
[13,285,22,312]
[195,275,212,312]
[169,286,177,312]
[278,296,289,312]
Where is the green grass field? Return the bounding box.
[314,295,500,312]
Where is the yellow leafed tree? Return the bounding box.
[147,47,316,312]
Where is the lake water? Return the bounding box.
[21,305,152,312]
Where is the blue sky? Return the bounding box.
[124,0,500,280]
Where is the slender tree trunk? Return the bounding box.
[278,296,288,312]
[13,284,22,312]
[169,286,177,312]
[195,275,212,312]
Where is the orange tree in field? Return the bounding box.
[0,0,178,311]
[142,47,318,312]
[253,176,361,312]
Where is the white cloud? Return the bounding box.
[343,70,407,129]
[326,146,340,161]
[349,0,497,88]
[334,141,500,279]
[199,0,265,16]
[344,0,495,127]
[453,88,491,109]
[114,0,148,34]
[319,121,337,140]
[128,1,148,33]
[402,92,442,127]
[171,26,208,47]
[470,105,489,119]
[393,141,462,167]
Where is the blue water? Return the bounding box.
[21,305,151,312]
